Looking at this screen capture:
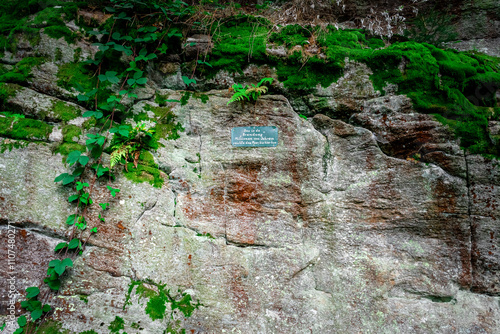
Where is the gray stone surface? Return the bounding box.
[1,89,500,333]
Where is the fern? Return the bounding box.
[227,78,273,105]
[110,144,132,168]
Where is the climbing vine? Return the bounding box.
[10,0,200,333]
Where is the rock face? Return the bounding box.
[2,87,500,333]
[1,1,500,332]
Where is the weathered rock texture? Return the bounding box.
[1,87,500,332]
[1,1,500,332]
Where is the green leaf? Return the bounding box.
[159,43,168,54]
[44,276,60,291]
[197,60,212,68]
[79,156,89,166]
[53,258,73,275]
[48,260,59,268]
[62,174,76,185]
[20,300,31,309]
[136,77,148,85]
[107,186,120,197]
[0,323,5,331]
[133,70,144,79]
[17,316,27,327]
[99,203,109,210]
[14,328,23,334]
[127,78,136,86]
[66,214,78,225]
[66,150,82,165]
[112,32,121,40]
[31,308,43,321]
[54,242,67,251]
[25,287,40,299]
[42,304,51,312]
[68,194,79,202]
[54,173,68,182]
[82,110,103,119]
[182,76,196,86]
[68,238,80,249]
[91,227,98,233]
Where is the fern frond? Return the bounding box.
[227,91,249,105]
[257,77,273,87]
[110,144,132,168]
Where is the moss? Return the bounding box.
[0,115,52,140]
[54,142,86,157]
[44,25,77,44]
[0,57,45,84]
[142,104,184,145]
[32,320,70,334]
[62,124,81,143]
[73,47,82,62]
[269,24,311,47]
[56,62,95,92]
[0,138,29,153]
[108,316,125,333]
[55,47,63,62]
[208,16,270,75]
[125,280,200,322]
[52,101,81,121]
[123,155,164,188]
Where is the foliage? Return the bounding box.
[8,0,199,332]
[227,78,273,105]
[405,7,458,46]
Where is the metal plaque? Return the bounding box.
[231,126,278,147]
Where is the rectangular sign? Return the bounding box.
[231,126,278,147]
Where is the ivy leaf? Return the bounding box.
[82,110,103,119]
[52,258,73,275]
[54,242,68,251]
[68,194,79,202]
[182,76,196,86]
[159,43,168,54]
[25,287,40,299]
[66,214,78,225]
[104,6,115,12]
[133,70,144,79]
[68,238,80,249]
[44,274,61,291]
[91,227,98,233]
[99,213,105,222]
[54,173,68,182]
[43,304,51,312]
[79,155,89,166]
[14,328,23,334]
[17,315,27,327]
[31,309,43,321]
[96,164,109,177]
[99,203,109,210]
[136,77,148,85]
[107,186,120,197]
[62,174,76,185]
[112,32,121,40]
[66,150,82,165]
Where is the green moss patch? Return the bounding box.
[125,280,201,322]
[51,101,81,121]
[207,20,500,157]
[0,115,52,140]
[123,151,164,188]
[61,124,81,143]
[0,57,45,84]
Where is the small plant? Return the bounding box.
[227,78,273,105]
[109,122,155,169]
